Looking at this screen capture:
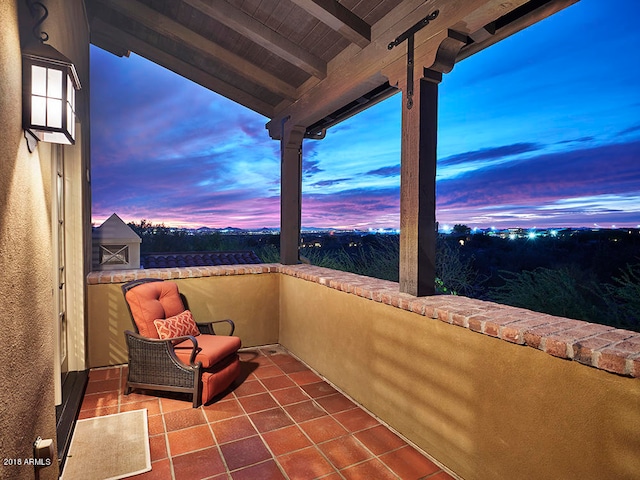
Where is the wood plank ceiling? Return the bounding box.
[85,0,577,138]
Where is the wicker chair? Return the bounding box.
[122,278,241,407]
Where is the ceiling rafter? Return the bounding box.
[289,0,371,48]
[182,0,327,79]
[93,0,298,101]
[90,18,276,118]
[92,30,130,58]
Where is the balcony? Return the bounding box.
[86,264,640,480]
[7,2,640,479]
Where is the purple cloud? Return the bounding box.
[366,165,400,177]
[618,125,640,136]
[310,178,352,187]
[439,143,543,167]
[302,187,400,228]
[436,141,640,227]
[556,136,595,144]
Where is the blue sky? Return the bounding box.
[91,0,640,230]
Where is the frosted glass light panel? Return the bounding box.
[23,44,81,145]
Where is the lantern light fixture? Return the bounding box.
[22,0,81,150]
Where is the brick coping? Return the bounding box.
[87,264,640,378]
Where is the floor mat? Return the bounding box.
[61,409,150,480]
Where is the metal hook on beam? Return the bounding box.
[387,10,439,51]
[387,10,439,109]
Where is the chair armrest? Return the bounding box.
[196,319,235,336]
[125,330,200,367]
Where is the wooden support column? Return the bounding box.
[399,30,467,296]
[399,70,441,296]
[280,123,306,264]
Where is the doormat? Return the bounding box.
[61,409,151,480]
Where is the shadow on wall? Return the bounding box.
[107,286,129,365]
[600,378,640,479]
[369,313,478,464]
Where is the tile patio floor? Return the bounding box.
[79,345,456,480]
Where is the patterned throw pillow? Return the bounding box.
[154,310,200,340]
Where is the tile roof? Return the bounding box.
[141,251,262,269]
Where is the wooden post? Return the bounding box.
[399,30,467,296]
[280,123,306,264]
[399,69,441,296]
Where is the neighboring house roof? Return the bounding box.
[93,213,142,244]
[141,250,263,269]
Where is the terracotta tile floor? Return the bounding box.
[79,345,456,480]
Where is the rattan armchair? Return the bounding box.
[122,278,241,407]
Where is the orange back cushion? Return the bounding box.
[125,281,186,338]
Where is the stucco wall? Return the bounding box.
[0,3,57,479]
[279,274,640,480]
[0,2,89,478]
[87,273,281,367]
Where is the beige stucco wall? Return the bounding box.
[0,2,89,478]
[279,274,640,480]
[87,274,280,367]
[0,5,57,478]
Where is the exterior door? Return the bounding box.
[53,144,68,405]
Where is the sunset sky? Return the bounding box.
[91,0,640,230]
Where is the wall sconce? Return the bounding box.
[22,1,81,151]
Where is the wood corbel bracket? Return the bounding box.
[425,29,469,81]
[281,121,306,162]
[391,26,470,108]
[284,124,306,148]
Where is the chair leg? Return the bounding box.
[192,378,201,407]
[193,374,203,408]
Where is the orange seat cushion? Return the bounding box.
[173,334,241,369]
[125,281,186,338]
[201,355,241,404]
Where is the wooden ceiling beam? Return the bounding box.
[183,0,327,79]
[458,0,580,61]
[90,18,275,118]
[91,30,131,57]
[267,0,554,138]
[93,0,298,101]
[289,0,371,48]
